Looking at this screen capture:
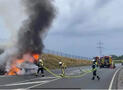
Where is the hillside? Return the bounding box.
[42,54,92,69]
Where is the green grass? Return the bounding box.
[42,54,92,69]
[113,60,123,63]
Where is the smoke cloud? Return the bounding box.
[18,0,56,55]
[0,0,56,74]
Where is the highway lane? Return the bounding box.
[32,67,120,89]
[0,65,121,89]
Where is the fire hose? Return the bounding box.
[43,66,97,79]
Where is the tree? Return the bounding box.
[111,55,118,60]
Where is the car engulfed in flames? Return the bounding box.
[6,53,40,75]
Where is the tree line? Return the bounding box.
[111,55,123,60]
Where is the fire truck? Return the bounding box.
[100,56,115,68]
[94,56,115,68]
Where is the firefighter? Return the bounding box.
[92,59,100,80]
[36,58,44,77]
[59,61,66,77]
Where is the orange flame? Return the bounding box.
[7,66,20,75]
[7,59,24,75]
[33,54,39,61]
[7,53,40,75]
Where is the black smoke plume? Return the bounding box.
[18,0,55,55]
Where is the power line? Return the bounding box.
[97,41,104,57]
[104,47,123,51]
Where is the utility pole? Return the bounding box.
[97,41,103,57]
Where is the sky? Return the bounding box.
[0,0,123,58]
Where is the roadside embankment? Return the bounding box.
[42,54,92,69]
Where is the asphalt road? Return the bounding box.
[0,65,122,89]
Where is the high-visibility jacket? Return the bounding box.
[38,59,44,68]
[92,64,97,71]
[61,63,67,69]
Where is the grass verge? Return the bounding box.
[42,54,92,69]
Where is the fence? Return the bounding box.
[43,49,92,60]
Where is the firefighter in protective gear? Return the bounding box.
[59,61,67,77]
[92,60,100,80]
[36,59,44,77]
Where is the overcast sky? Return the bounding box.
[0,0,123,57]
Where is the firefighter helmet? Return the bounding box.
[39,59,43,62]
[92,59,95,62]
[59,62,62,65]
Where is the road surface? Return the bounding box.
[0,65,122,89]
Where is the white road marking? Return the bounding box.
[0,75,12,77]
[15,76,56,84]
[38,76,56,79]
[0,76,56,87]
[1,81,49,86]
[26,78,59,89]
[108,67,121,90]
